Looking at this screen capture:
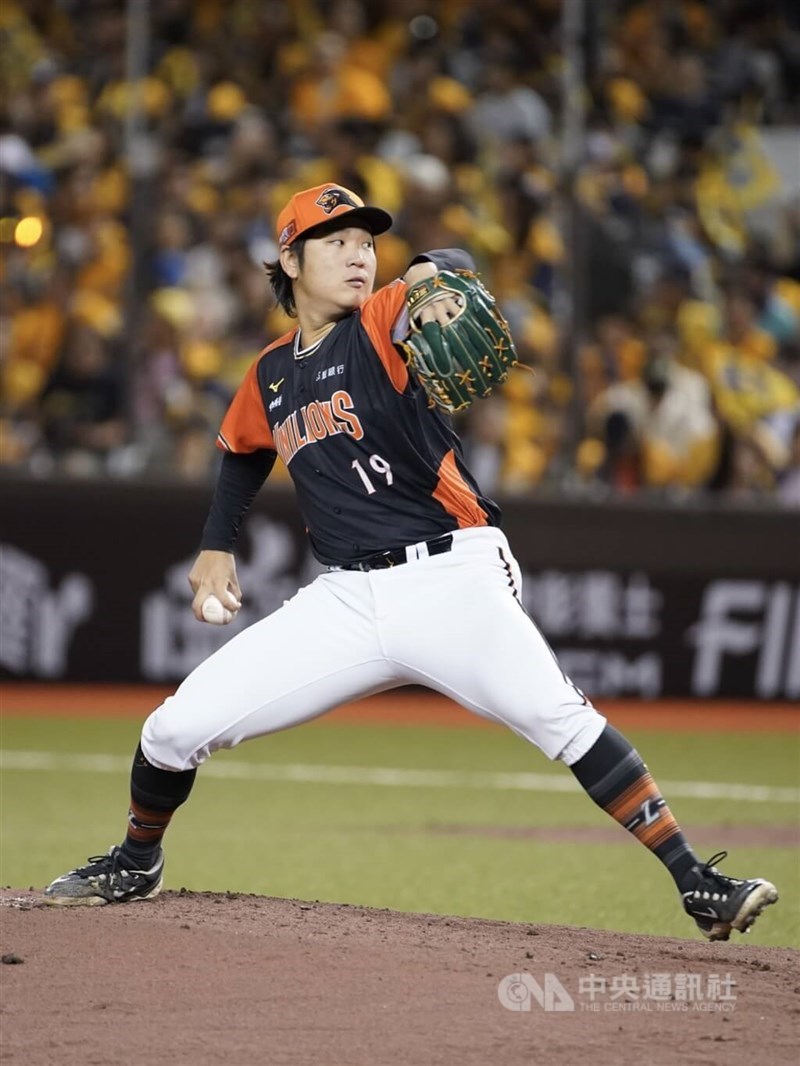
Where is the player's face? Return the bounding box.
[291,227,377,317]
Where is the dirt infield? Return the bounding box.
[1,890,797,1066]
[2,688,798,1064]
[1,684,799,732]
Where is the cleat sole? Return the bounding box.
[42,876,163,908]
[731,882,778,934]
[698,882,779,940]
[42,893,110,908]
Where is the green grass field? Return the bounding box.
[1,714,798,946]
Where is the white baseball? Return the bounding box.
[201,594,234,626]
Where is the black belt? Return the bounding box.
[340,534,454,571]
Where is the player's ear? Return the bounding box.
[280,246,300,280]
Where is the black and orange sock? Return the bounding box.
[125,803,174,866]
[570,724,699,892]
[120,744,197,868]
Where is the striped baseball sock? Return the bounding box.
[570,724,699,892]
[120,744,196,868]
[124,802,175,866]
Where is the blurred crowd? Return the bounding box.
[1,0,799,504]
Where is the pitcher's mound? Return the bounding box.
[1,889,797,1065]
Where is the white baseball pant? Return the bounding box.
[141,526,606,771]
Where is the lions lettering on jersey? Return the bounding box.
[273,390,364,465]
[216,273,501,565]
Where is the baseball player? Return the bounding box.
[45,183,778,941]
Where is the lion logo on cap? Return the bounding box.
[315,187,359,214]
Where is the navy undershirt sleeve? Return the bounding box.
[392,248,480,341]
[408,248,478,273]
[199,449,276,552]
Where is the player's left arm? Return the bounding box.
[406,248,477,276]
[360,248,478,390]
[402,249,478,330]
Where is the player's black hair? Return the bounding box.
[264,238,307,318]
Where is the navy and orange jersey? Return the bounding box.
[217,266,501,566]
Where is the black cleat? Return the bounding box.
[43,846,164,907]
[682,851,778,941]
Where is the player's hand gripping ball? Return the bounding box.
[201,594,235,626]
[399,269,518,412]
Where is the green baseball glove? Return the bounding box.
[398,269,518,412]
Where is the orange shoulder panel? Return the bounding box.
[359,280,409,393]
[263,329,296,354]
[216,333,294,453]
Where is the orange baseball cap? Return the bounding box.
[276,183,393,249]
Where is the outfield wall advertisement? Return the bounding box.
[1,479,797,699]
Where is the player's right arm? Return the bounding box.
[189,357,277,622]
